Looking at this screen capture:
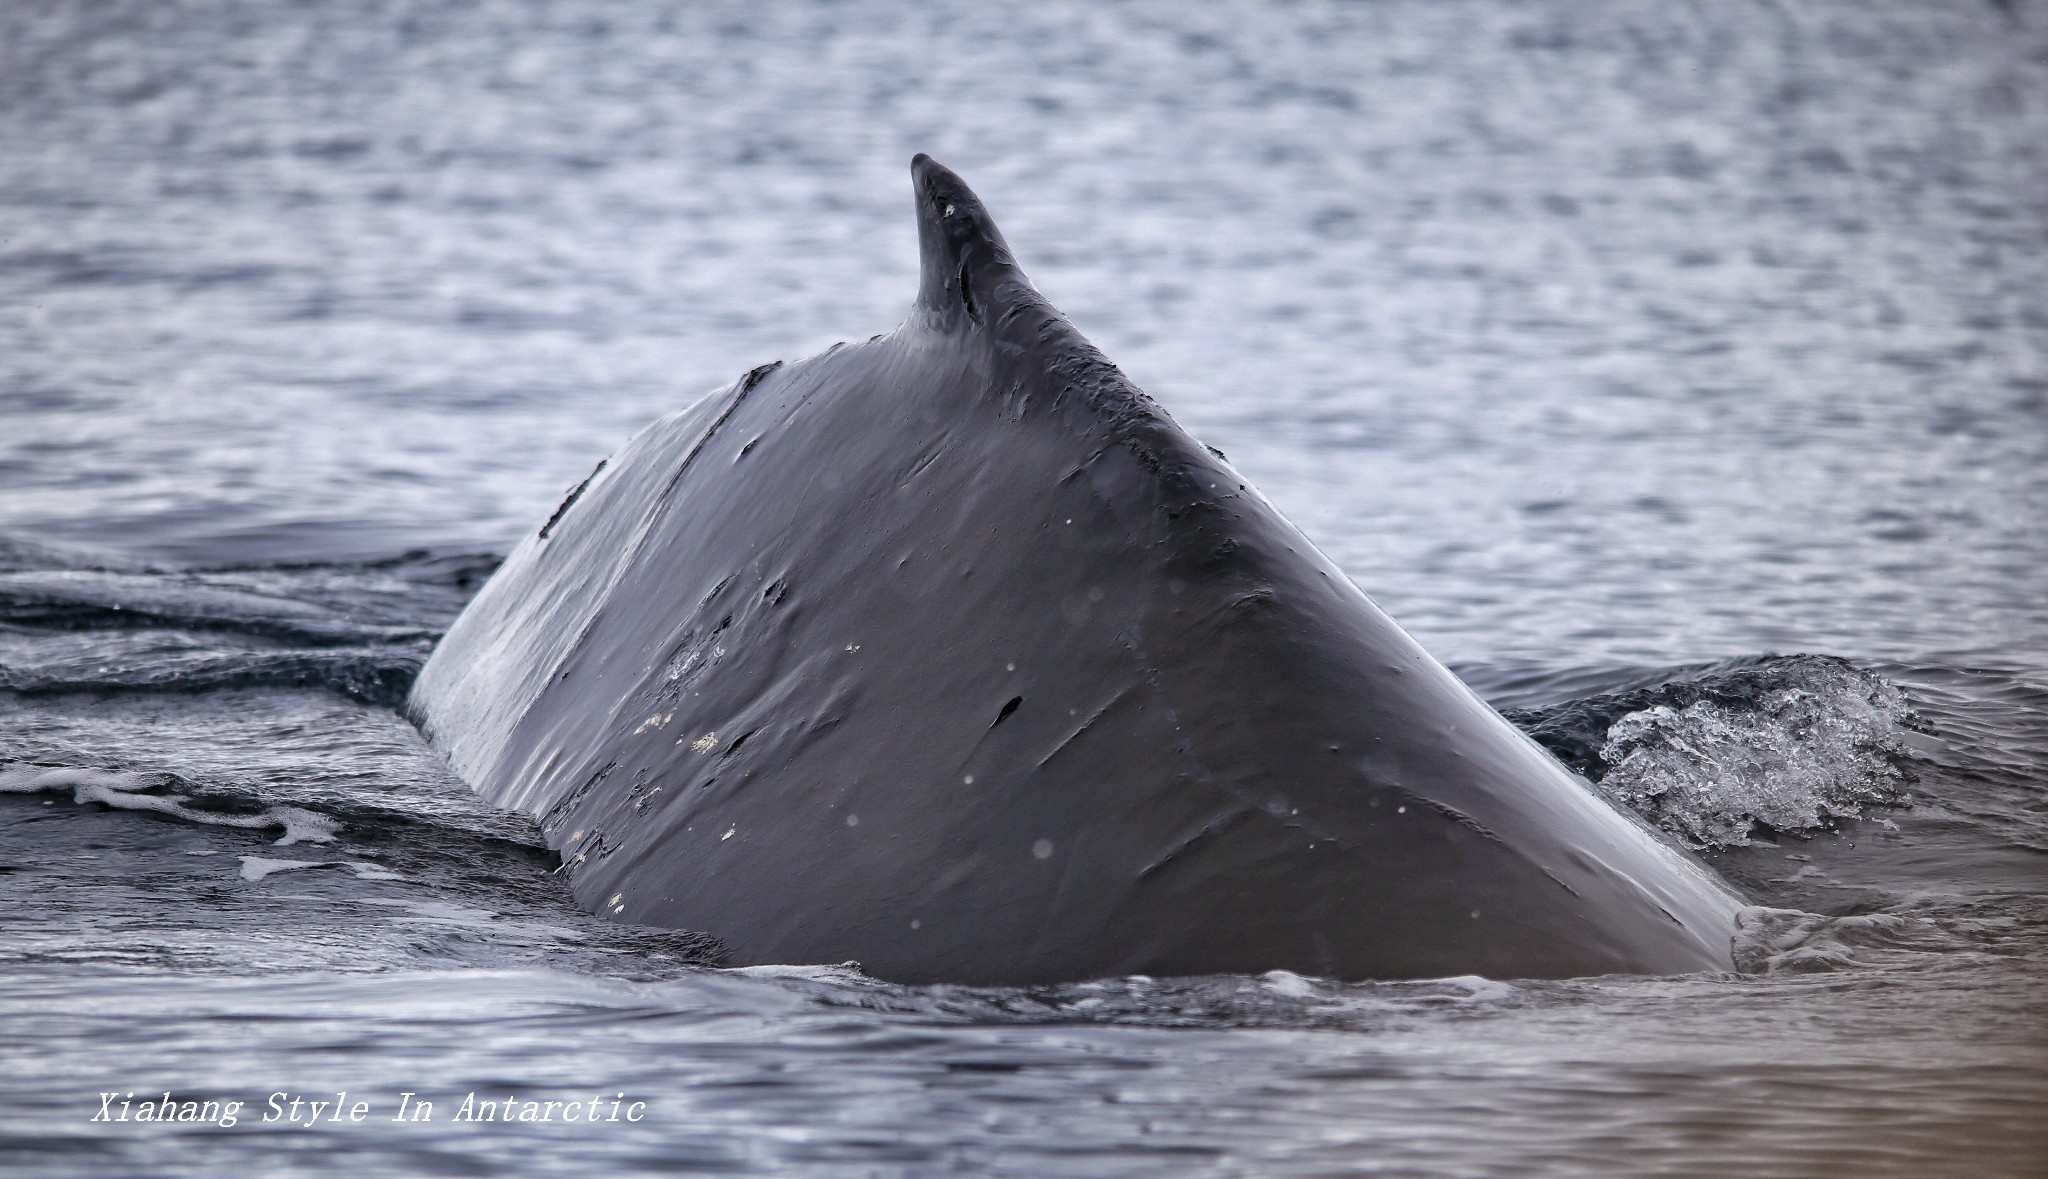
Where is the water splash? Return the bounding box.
[1595,662,1915,848]
[1507,655,1920,850]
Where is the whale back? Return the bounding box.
[409,156,1742,984]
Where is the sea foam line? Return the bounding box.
[0,765,339,845]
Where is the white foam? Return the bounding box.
[1428,975,1520,1002]
[728,962,871,982]
[270,807,342,846]
[1258,969,1318,998]
[1594,666,1914,849]
[0,763,339,845]
[0,766,152,794]
[344,861,405,881]
[237,856,406,883]
[239,855,328,881]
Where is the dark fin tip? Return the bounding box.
[911,155,1026,324]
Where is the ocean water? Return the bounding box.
[2,1,2045,1175]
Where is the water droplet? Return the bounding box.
[845,813,859,828]
[1032,839,1054,860]
[963,775,974,785]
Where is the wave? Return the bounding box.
[0,569,433,645]
[0,644,426,708]
[1730,904,1977,973]
[0,548,484,706]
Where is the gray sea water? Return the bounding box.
[2,1,2045,1175]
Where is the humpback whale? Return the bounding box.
[408,155,1743,985]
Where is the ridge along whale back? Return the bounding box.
[407,155,1744,985]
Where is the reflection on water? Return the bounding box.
[0,1,2044,1175]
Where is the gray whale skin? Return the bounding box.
[409,155,1744,985]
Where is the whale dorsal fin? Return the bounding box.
[911,154,1030,329]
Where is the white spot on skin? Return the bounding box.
[910,919,921,930]
[1471,910,1482,919]
[845,813,859,827]
[1006,663,1015,672]
[609,894,623,906]
[964,775,974,785]
[1397,806,1406,813]
[691,733,719,753]
[721,827,736,841]
[1032,839,1054,860]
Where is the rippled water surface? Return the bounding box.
[2,1,2045,1175]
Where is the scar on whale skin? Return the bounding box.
[406,155,1745,986]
